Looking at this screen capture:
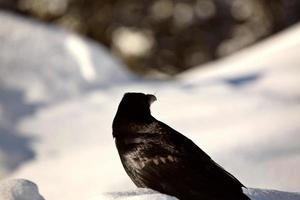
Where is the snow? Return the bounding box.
[91,188,300,200]
[0,11,300,200]
[0,11,131,177]
[0,179,44,200]
[91,188,178,200]
[0,11,132,104]
[245,188,300,200]
[1,182,300,200]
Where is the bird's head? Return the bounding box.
[112,92,157,134]
[115,92,156,119]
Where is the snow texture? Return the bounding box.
[0,179,44,200]
[91,188,178,200]
[91,188,300,200]
[1,181,300,200]
[0,10,131,176]
[0,11,300,200]
[245,188,300,200]
[0,11,131,104]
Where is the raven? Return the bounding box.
[113,92,250,200]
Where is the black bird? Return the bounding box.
[112,92,250,200]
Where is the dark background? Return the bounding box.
[1,0,300,75]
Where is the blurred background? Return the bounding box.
[1,0,300,74]
[0,1,300,199]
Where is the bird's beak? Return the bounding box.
[147,94,157,104]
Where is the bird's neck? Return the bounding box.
[112,115,156,138]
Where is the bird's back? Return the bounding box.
[114,120,250,200]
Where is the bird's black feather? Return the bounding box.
[113,92,250,200]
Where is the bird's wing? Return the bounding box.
[128,121,245,198]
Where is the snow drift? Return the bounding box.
[1,181,300,200]
[0,179,44,200]
[94,188,300,200]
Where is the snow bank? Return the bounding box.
[0,179,44,200]
[91,188,300,200]
[0,11,131,176]
[245,188,300,200]
[1,179,299,200]
[92,188,177,200]
[0,11,131,104]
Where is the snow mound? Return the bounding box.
[92,188,300,200]
[0,179,44,200]
[0,11,131,104]
[92,188,177,200]
[0,10,131,176]
[245,188,300,200]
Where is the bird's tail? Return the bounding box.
[241,193,251,200]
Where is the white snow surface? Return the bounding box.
[0,12,300,200]
[0,179,44,200]
[92,188,178,200]
[93,188,300,200]
[0,11,131,104]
